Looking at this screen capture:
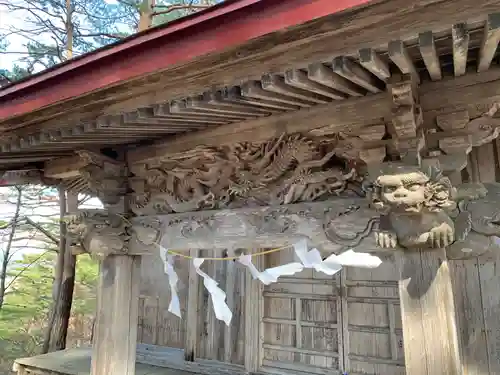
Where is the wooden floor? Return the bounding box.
[14,347,191,375]
[14,346,247,375]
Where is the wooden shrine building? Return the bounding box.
[4,0,500,374]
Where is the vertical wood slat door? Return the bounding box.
[260,251,344,375]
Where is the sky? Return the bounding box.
[0,5,30,70]
[0,187,102,261]
[0,0,119,72]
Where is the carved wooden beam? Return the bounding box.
[387,74,424,163]
[45,155,91,179]
[127,94,388,164]
[44,150,128,205]
[128,133,359,216]
[130,199,376,252]
[66,210,148,257]
[127,180,500,262]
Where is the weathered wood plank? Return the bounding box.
[127,93,387,163]
[44,156,89,178]
[332,56,383,93]
[223,249,236,363]
[452,23,470,77]
[451,260,489,375]
[478,13,500,72]
[396,249,461,375]
[244,256,263,372]
[419,31,442,81]
[14,345,249,375]
[388,40,420,84]
[479,261,500,373]
[358,48,391,82]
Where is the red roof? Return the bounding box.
[0,0,373,121]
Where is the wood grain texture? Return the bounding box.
[91,255,141,375]
[396,249,461,375]
[244,255,263,372]
[129,66,500,163]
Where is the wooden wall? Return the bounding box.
[449,141,500,375]
[138,250,188,349]
[137,249,247,365]
[136,141,500,375]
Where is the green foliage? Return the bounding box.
[152,0,222,26]
[0,251,98,372]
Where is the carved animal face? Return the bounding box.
[376,172,428,212]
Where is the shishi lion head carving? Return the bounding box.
[66,211,130,258]
[369,164,456,214]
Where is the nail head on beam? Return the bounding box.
[452,23,469,77]
[358,48,391,82]
[388,40,420,84]
[419,31,442,81]
[478,13,500,72]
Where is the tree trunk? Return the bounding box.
[0,186,22,310]
[51,191,78,350]
[42,187,73,353]
[138,0,153,31]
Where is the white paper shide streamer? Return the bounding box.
[158,239,382,326]
[159,246,182,318]
[193,258,233,326]
[238,254,304,285]
[293,239,382,275]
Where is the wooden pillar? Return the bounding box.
[69,150,140,375]
[378,74,462,375]
[396,249,461,374]
[91,254,141,375]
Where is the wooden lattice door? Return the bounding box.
[341,261,405,375]
[260,251,344,375]
[259,252,406,375]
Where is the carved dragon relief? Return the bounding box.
[128,133,357,215]
[66,210,131,259]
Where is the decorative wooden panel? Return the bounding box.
[343,262,405,375]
